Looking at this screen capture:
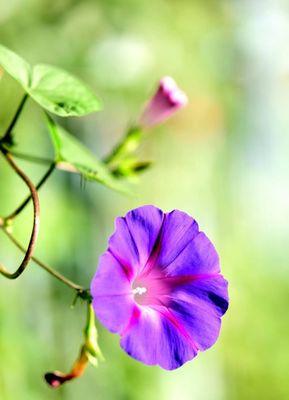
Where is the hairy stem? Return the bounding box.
[5,162,56,221]
[0,94,28,144]
[0,150,40,279]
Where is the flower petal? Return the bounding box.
[91,252,135,334]
[163,231,220,276]
[91,206,229,370]
[148,210,199,273]
[120,306,198,370]
[108,205,164,277]
[168,275,229,351]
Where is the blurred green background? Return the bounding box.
[0,0,289,399]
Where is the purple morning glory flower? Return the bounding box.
[91,205,228,370]
[139,76,188,127]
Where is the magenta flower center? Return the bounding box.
[132,271,171,306]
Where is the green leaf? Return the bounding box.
[0,44,31,87]
[45,115,130,193]
[0,44,101,117]
[28,64,101,117]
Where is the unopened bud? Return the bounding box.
[139,76,188,128]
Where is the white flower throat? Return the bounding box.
[132,286,147,296]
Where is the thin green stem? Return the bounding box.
[103,125,141,165]
[103,131,130,164]
[5,162,56,221]
[1,226,86,293]
[0,149,40,279]
[2,148,54,165]
[0,94,28,144]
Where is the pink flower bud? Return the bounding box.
[139,76,188,128]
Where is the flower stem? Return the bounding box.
[0,94,28,144]
[2,148,54,165]
[0,95,89,295]
[5,162,56,221]
[0,149,40,279]
[1,226,87,293]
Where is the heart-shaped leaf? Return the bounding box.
[0,44,101,117]
[29,64,101,116]
[0,44,31,87]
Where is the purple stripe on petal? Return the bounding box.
[160,317,197,369]
[120,305,141,336]
[155,306,199,353]
[108,217,139,279]
[154,210,199,270]
[120,308,159,366]
[169,298,222,351]
[168,275,229,350]
[125,205,164,268]
[120,307,198,370]
[163,232,220,276]
[108,206,164,278]
[171,275,229,317]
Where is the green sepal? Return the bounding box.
[105,126,143,166]
[83,304,104,367]
[112,158,152,178]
